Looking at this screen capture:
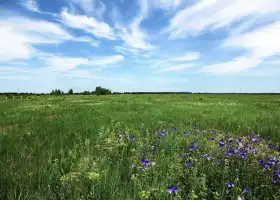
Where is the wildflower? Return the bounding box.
[228,138,234,143]
[172,127,176,132]
[258,158,263,164]
[226,181,233,188]
[184,160,192,166]
[268,143,274,149]
[203,153,212,160]
[237,138,242,143]
[219,139,226,147]
[211,129,215,134]
[194,124,197,130]
[165,146,168,150]
[227,149,235,156]
[210,137,215,141]
[240,152,247,159]
[217,160,222,165]
[190,140,199,151]
[141,159,151,167]
[242,187,248,194]
[151,144,155,151]
[262,161,270,168]
[268,156,276,165]
[129,136,135,141]
[272,179,277,184]
[184,131,189,136]
[167,186,178,194]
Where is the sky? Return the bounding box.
[0,0,280,93]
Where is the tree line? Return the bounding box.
[50,86,112,96]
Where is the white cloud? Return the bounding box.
[61,8,116,40]
[155,63,196,73]
[70,0,106,19]
[152,0,182,10]
[167,0,280,39]
[223,21,280,58]
[171,52,200,61]
[21,0,39,12]
[200,56,262,74]
[40,54,124,72]
[0,16,97,62]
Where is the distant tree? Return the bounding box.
[82,91,90,95]
[68,89,73,95]
[95,86,111,96]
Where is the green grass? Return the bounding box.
[0,94,280,199]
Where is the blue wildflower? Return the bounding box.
[141,159,151,167]
[172,127,176,132]
[219,139,226,147]
[262,161,270,168]
[228,138,234,143]
[167,186,178,194]
[194,124,197,129]
[240,152,247,159]
[226,181,233,188]
[184,160,192,166]
[258,158,263,164]
[211,129,215,134]
[184,131,189,136]
[227,149,235,156]
[237,138,242,143]
[165,146,168,150]
[210,137,215,141]
[217,160,222,165]
[203,154,212,160]
[268,143,274,149]
[129,136,135,141]
[242,187,249,194]
[272,179,277,184]
[190,140,199,151]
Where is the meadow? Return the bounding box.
[0,94,280,200]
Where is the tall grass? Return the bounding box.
[0,94,280,199]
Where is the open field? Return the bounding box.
[1,94,280,199]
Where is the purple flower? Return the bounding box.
[203,154,212,160]
[165,146,168,150]
[237,138,242,143]
[172,127,176,132]
[219,139,226,147]
[258,158,263,164]
[228,138,234,143]
[242,187,248,194]
[227,149,235,156]
[226,181,233,188]
[272,179,277,184]
[210,137,215,141]
[240,152,247,159]
[194,124,197,129]
[141,159,151,167]
[129,135,135,141]
[211,129,215,134]
[190,140,199,151]
[275,169,280,178]
[262,161,270,168]
[184,131,189,136]
[268,143,274,149]
[184,160,192,166]
[167,186,178,194]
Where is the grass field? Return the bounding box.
[1,94,280,199]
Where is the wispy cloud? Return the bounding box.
[0,16,97,62]
[171,52,200,61]
[154,63,196,73]
[200,56,262,74]
[39,54,124,72]
[21,0,39,12]
[167,0,280,39]
[61,8,116,40]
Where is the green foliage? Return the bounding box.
[68,89,73,95]
[0,94,280,199]
[95,86,111,96]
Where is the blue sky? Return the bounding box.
[1,0,280,93]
